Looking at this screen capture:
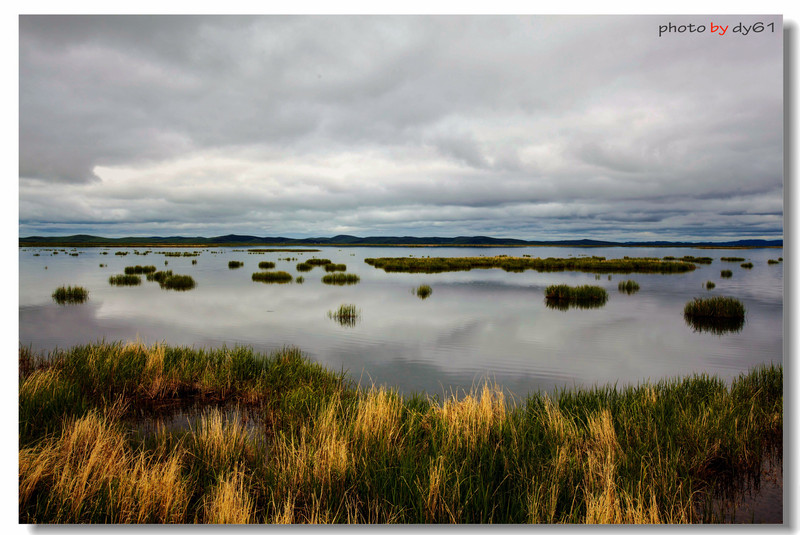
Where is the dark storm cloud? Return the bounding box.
[18,15,783,240]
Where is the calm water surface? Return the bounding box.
[19,246,783,398]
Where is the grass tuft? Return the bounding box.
[328,304,360,327]
[124,265,157,275]
[683,296,745,334]
[322,273,360,285]
[416,284,433,299]
[720,270,733,278]
[258,261,276,270]
[740,262,753,269]
[52,285,89,305]
[109,274,142,286]
[705,281,716,290]
[252,271,293,284]
[229,261,244,269]
[545,284,608,309]
[617,280,640,294]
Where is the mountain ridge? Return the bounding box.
[18,234,783,248]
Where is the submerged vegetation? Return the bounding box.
[51,285,89,305]
[252,271,293,284]
[683,297,746,334]
[18,342,782,524]
[109,274,142,286]
[322,273,361,285]
[617,280,640,294]
[365,256,696,275]
[328,304,360,327]
[416,284,433,299]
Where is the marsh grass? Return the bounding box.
[545,284,608,309]
[228,261,244,269]
[767,259,779,265]
[306,259,333,266]
[617,280,640,294]
[706,281,716,290]
[252,271,293,283]
[720,270,733,278]
[416,284,433,299]
[366,256,696,274]
[146,270,173,283]
[18,341,782,524]
[109,274,142,286]
[740,263,753,269]
[322,273,360,285]
[324,264,347,272]
[721,257,745,262]
[160,274,196,291]
[296,263,313,272]
[124,265,157,275]
[683,297,745,334]
[258,261,276,270]
[52,285,89,305]
[295,276,305,284]
[328,304,360,327]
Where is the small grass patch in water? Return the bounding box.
[740,262,753,269]
[252,271,293,284]
[295,276,304,284]
[124,265,157,275]
[160,274,196,291]
[324,263,347,272]
[721,257,745,262]
[720,270,733,278]
[545,284,608,309]
[416,284,433,299]
[684,296,745,334]
[328,304,360,327]
[228,261,244,269]
[767,259,780,265]
[617,280,640,294]
[706,281,716,290]
[52,285,89,305]
[258,261,276,270]
[296,262,313,272]
[306,258,332,266]
[146,270,173,283]
[109,274,142,286]
[322,273,360,285]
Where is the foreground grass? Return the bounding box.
[365,256,696,274]
[19,343,781,524]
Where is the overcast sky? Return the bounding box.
[18,15,783,241]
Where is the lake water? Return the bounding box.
[19,246,783,398]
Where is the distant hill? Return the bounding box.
[18,234,783,248]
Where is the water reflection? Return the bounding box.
[684,316,745,335]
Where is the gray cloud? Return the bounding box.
[19,15,783,241]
